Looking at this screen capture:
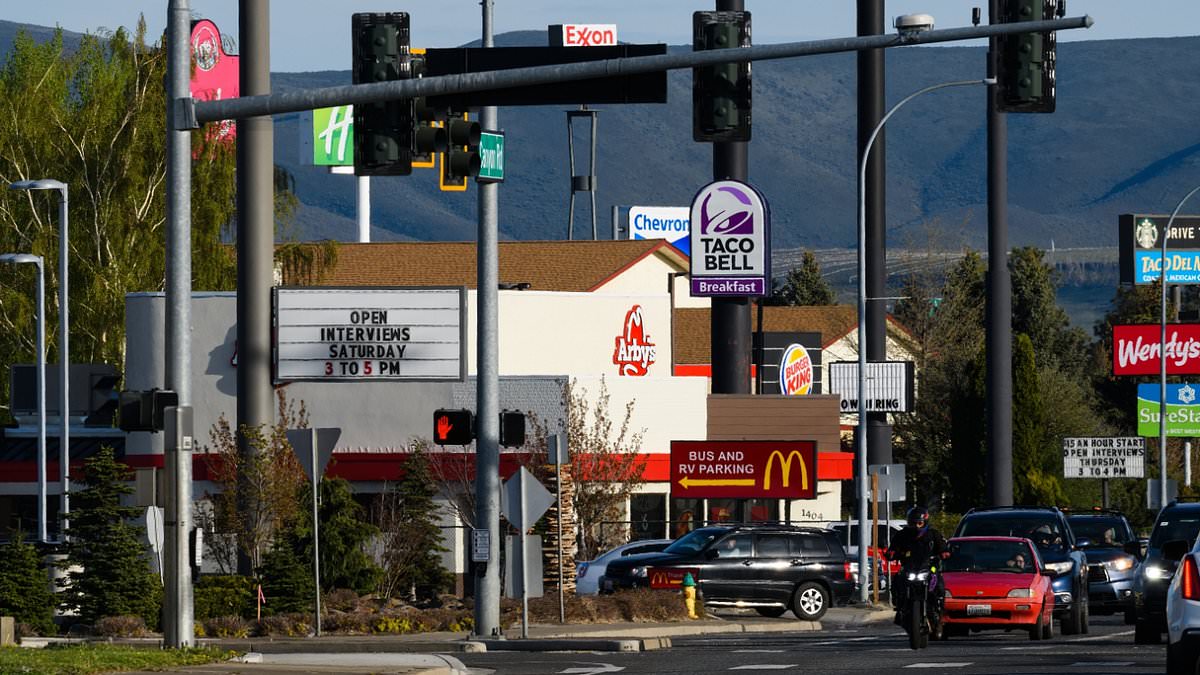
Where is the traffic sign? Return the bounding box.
[477,131,505,183]
[500,467,554,531]
[670,440,816,499]
[286,427,341,482]
[1062,437,1145,479]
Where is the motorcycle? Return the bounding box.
[895,558,943,650]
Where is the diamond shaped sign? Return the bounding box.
[500,466,554,532]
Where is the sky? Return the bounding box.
[3,1,1198,72]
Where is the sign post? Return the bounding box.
[286,427,341,637]
[500,467,554,639]
[549,433,569,624]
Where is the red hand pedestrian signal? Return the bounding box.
[433,409,474,445]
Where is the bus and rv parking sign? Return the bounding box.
[1062,437,1145,479]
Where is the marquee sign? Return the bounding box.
[688,180,770,297]
[1062,437,1145,479]
[670,440,817,499]
[827,361,915,413]
[1113,324,1200,375]
[273,287,466,382]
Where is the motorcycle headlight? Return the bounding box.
[1103,556,1135,572]
[1145,564,1171,581]
[1044,561,1073,576]
[632,566,648,578]
[907,571,929,582]
[1007,588,1033,598]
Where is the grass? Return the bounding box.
[0,644,232,675]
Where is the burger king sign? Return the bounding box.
[779,344,813,396]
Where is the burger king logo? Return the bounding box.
[779,344,813,396]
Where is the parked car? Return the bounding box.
[1133,500,1200,643]
[575,539,673,595]
[1064,508,1139,615]
[599,524,854,620]
[939,536,1056,641]
[953,506,1089,634]
[1164,535,1200,674]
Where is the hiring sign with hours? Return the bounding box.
[274,287,466,382]
[670,440,816,499]
[1062,437,1145,479]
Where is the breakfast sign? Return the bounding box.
[273,287,466,382]
[670,440,817,499]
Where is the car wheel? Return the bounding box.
[1134,619,1162,645]
[755,607,787,618]
[1062,595,1084,635]
[1030,602,1048,641]
[792,582,830,621]
[1166,638,1196,675]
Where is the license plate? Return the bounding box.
[966,604,992,616]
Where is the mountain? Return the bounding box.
[4,21,1199,252]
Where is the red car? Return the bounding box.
[940,536,1056,640]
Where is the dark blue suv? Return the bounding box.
[1064,509,1139,616]
[1131,500,1200,644]
[954,506,1090,634]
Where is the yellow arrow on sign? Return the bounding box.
[678,476,756,489]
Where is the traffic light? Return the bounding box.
[498,410,526,448]
[996,0,1057,113]
[433,409,475,445]
[351,12,413,175]
[440,111,481,191]
[410,50,444,169]
[692,11,751,142]
[118,389,178,433]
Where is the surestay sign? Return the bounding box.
[1113,324,1200,375]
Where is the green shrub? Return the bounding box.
[92,615,150,637]
[202,615,252,638]
[255,612,312,637]
[0,533,56,635]
[194,575,256,620]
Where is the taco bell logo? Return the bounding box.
[689,179,770,297]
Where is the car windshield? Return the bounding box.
[664,527,726,555]
[943,540,1035,574]
[1149,514,1200,549]
[958,515,1066,552]
[1067,517,1130,547]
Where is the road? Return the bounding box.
[457,614,1164,674]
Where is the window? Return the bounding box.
[715,534,753,558]
[630,493,666,540]
[672,498,701,539]
[794,533,831,557]
[756,534,791,558]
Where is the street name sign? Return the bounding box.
[273,287,466,382]
[670,440,816,499]
[477,131,505,183]
[1062,437,1145,479]
[688,180,770,297]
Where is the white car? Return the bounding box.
[576,539,673,595]
[1163,536,1200,674]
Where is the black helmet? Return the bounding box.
[906,506,930,527]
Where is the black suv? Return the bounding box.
[953,506,1090,634]
[1064,509,1139,616]
[1131,500,1200,644]
[599,524,854,620]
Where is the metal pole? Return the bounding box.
[165,0,194,647]
[35,259,46,544]
[520,469,529,639]
[589,111,598,240]
[859,0,891,468]
[611,204,619,240]
[566,112,576,240]
[474,0,502,639]
[711,0,751,401]
[1102,479,1109,509]
[855,77,992,604]
[356,176,370,242]
[1160,185,1200,511]
[57,188,68,539]
[312,428,322,636]
[1187,441,1193,488]
[555,435,564,624]
[987,0,1014,508]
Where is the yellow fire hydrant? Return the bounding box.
[682,572,699,619]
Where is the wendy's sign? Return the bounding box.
[190,19,239,143]
[1113,324,1200,376]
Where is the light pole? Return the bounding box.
[9,179,69,538]
[855,76,994,604]
[1,253,47,542]
[1159,185,1200,512]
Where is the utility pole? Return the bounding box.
[987,0,1014,506]
[710,0,751,401]
[473,0,502,639]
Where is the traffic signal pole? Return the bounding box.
[710,0,752,400]
[474,0,502,639]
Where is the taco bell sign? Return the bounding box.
[689,180,770,297]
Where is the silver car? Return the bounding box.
[576,539,673,595]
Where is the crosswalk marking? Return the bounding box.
[904,663,973,669]
[1068,663,1134,667]
[731,665,794,670]
[733,649,785,653]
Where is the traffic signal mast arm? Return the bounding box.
[187,16,1091,127]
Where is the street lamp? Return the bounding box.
[1159,184,1200,512]
[0,253,47,542]
[10,179,69,538]
[855,76,994,604]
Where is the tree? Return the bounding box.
[769,250,837,306]
[201,389,308,572]
[0,532,56,635]
[256,532,314,616]
[60,447,161,627]
[292,477,382,595]
[1010,246,1091,376]
[568,377,647,560]
[374,445,452,602]
[1012,333,1067,505]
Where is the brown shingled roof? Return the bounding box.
[675,305,887,365]
[300,239,687,291]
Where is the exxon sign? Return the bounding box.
[549,24,618,47]
[689,179,770,297]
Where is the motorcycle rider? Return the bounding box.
[885,506,948,613]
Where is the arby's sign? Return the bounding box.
[1113,324,1200,375]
